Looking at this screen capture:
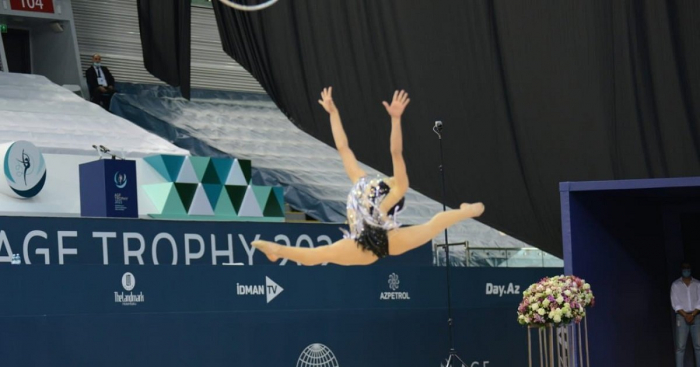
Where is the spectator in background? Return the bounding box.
[671,262,700,367]
[85,54,116,110]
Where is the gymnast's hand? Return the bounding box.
[382,90,410,119]
[318,87,338,115]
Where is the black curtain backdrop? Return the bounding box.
[137,0,191,99]
[212,0,700,257]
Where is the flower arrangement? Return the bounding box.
[517,275,594,327]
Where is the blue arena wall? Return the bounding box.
[0,216,560,366]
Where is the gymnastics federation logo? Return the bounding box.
[296,343,339,367]
[380,272,410,300]
[114,272,145,306]
[388,273,400,291]
[1,140,47,198]
[114,171,127,189]
[236,276,284,303]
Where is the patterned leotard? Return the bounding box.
[341,176,405,258]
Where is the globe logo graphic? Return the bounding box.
[296,343,339,367]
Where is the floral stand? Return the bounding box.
[518,275,594,367]
[527,319,590,367]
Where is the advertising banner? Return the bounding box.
[0,216,431,266]
[0,265,559,367]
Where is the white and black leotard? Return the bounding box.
[341,176,405,258]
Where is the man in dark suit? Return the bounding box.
[85,54,116,110]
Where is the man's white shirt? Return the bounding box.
[94,66,107,87]
[671,277,700,312]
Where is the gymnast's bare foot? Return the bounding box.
[252,240,280,262]
[460,202,485,218]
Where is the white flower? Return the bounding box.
[564,290,572,296]
[553,315,562,323]
[545,289,553,295]
[538,308,546,316]
[531,303,540,311]
[542,299,551,307]
[556,296,564,304]
[583,284,590,290]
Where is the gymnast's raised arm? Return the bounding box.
[318,87,366,183]
[380,90,410,214]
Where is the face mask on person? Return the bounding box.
[93,62,101,68]
[683,269,692,278]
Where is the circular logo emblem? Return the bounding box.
[121,272,135,291]
[297,343,339,367]
[114,171,128,189]
[2,140,47,198]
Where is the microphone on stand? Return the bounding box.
[433,120,443,138]
[92,144,103,160]
[91,145,120,160]
[432,118,468,367]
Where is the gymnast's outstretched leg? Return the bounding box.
[252,238,378,266]
[387,202,485,256]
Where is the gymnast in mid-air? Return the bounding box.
[253,87,484,265]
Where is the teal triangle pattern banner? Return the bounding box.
[201,160,221,184]
[214,186,237,216]
[237,159,252,183]
[226,160,248,185]
[142,155,285,220]
[263,189,284,217]
[252,186,272,209]
[161,155,186,181]
[272,187,284,209]
[177,157,199,183]
[189,156,211,182]
[174,183,198,211]
[203,184,222,208]
[211,157,234,184]
[238,185,263,217]
[188,184,215,215]
[145,155,186,181]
